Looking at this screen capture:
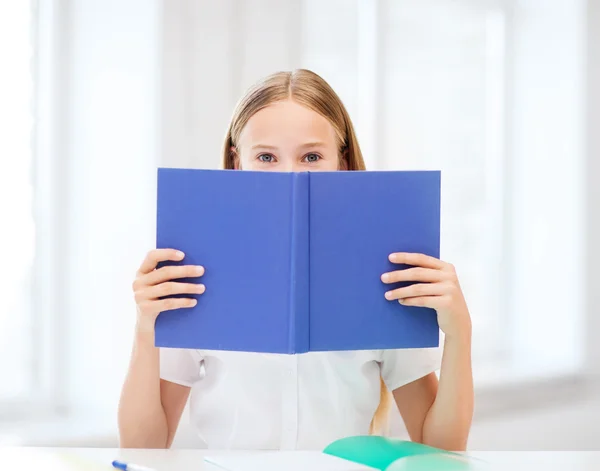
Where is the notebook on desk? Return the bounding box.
[155,168,441,353]
[204,436,489,471]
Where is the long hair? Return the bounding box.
[221,68,392,434]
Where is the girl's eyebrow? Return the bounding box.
[299,141,327,149]
[251,142,326,150]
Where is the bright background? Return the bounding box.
[0,0,599,450]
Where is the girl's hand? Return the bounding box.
[381,252,471,339]
[132,249,205,333]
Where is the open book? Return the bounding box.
[155,168,441,353]
[204,436,489,470]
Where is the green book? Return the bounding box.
[324,436,488,470]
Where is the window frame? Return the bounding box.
[0,0,68,421]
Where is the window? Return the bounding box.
[302,0,507,363]
[0,0,36,402]
[163,0,587,393]
[380,0,507,363]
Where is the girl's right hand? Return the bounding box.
[133,248,205,333]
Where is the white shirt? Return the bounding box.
[159,347,442,450]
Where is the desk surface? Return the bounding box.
[0,447,598,470]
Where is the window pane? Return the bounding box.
[301,0,504,360]
[380,0,505,359]
[0,0,35,399]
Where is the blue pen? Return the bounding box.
[112,460,156,471]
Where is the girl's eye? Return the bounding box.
[304,153,321,163]
[258,154,275,163]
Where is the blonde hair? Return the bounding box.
[222,69,364,170]
[221,68,393,435]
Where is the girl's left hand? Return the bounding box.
[381,252,471,339]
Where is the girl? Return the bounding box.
[118,69,474,451]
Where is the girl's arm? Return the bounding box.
[422,328,473,450]
[118,249,205,448]
[382,252,474,450]
[118,327,191,448]
[392,328,473,451]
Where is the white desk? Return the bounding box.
[0,447,598,470]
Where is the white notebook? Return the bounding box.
[204,451,377,471]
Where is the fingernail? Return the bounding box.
[398,299,405,304]
[197,284,205,293]
[195,266,204,275]
[385,291,393,300]
[190,299,197,306]
[388,253,396,262]
[381,273,390,282]
[176,251,185,259]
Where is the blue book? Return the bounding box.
[155,168,441,353]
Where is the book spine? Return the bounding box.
[288,172,310,353]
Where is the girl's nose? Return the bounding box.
[279,160,299,172]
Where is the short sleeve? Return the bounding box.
[380,346,443,391]
[159,347,203,387]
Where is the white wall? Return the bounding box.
[469,391,600,450]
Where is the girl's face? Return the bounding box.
[234,99,347,172]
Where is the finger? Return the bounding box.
[385,283,442,301]
[141,282,205,301]
[143,264,205,286]
[398,296,444,308]
[388,252,446,270]
[381,267,447,284]
[138,249,185,275]
[140,297,197,314]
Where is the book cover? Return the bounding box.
[154,168,440,353]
